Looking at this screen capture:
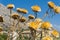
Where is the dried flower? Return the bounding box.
[17,8,28,14]
[31,5,41,12]
[7,4,15,9]
[41,21,52,29]
[54,6,60,13]
[42,36,53,40]
[11,13,19,19]
[22,9,28,14]
[34,18,42,22]
[48,1,55,8]
[19,17,26,22]
[28,21,41,30]
[28,14,35,19]
[17,8,24,13]
[52,30,59,38]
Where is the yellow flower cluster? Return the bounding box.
[48,1,55,8]
[19,17,26,22]
[31,5,41,12]
[48,1,60,14]
[22,9,28,14]
[28,22,39,30]
[17,8,22,12]
[11,13,19,19]
[54,6,60,13]
[42,36,53,40]
[28,14,35,19]
[7,4,14,9]
[41,21,52,29]
[52,30,59,38]
[17,8,28,14]
[35,18,42,22]
[28,18,42,30]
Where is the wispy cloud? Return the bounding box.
[53,24,60,32]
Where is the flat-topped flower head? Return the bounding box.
[28,14,35,19]
[17,8,23,13]
[54,6,60,13]
[48,1,55,8]
[16,8,28,14]
[22,9,28,14]
[34,18,42,22]
[52,30,59,38]
[7,4,15,9]
[0,15,4,22]
[19,17,26,22]
[11,13,19,19]
[31,5,41,12]
[42,36,53,40]
[28,22,38,30]
[28,20,42,30]
[41,21,52,29]
[34,18,43,28]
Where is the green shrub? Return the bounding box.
[0,33,8,40]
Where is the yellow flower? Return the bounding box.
[28,14,35,19]
[42,36,53,40]
[0,15,4,22]
[11,13,19,19]
[19,17,26,22]
[7,4,15,9]
[28,21,41,30]
[22,9,28,14]
[31,5,41,12]
[35,18,43,28]
[48,1,55,8]
[16,8,28,14]
[41,21,52,29]
[35,18,42,22]
[54,6,60,13]
[52,30,59,38]
[17,8,23,12]
[28,22,38,30]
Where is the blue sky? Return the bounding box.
[0,0,60,31]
